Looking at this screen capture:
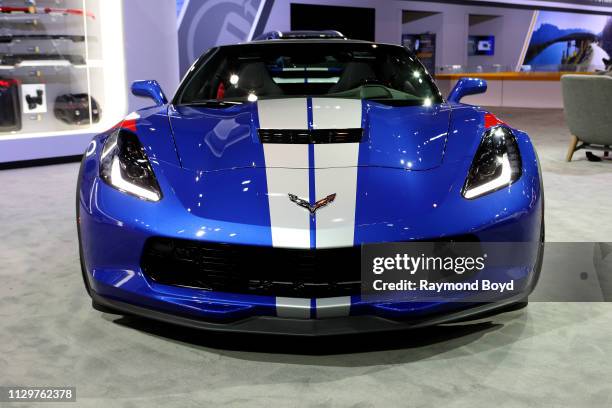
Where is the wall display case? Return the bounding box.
[0,0,130,163]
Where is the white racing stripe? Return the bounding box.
[276,297,311,319]
[316,297,351,318]
[312,98,362,248]
[259,99,311,248]
[261,98,362,317]
[264,165,310,248]
[275,296,352,319]
[314,164,359,248]
[258,98,308,130]
[275,297,352,319]
[311,98,362,130]
[258,98,362,249]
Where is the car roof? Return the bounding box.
[211,39,411,62]
[237,30,401,49]
[253,30,348,41]
[247,38,374,45]
[218,38,405,52]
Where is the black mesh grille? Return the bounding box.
[141,235,479,298]
[258,128,363,144]
[141,238,361,298]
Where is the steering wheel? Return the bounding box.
[354,78,392,99]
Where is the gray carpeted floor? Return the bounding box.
[0,107,611,407]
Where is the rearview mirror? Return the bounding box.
[131,80,168,107]
[447,77,487,103]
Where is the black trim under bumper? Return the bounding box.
[91,292,528,337]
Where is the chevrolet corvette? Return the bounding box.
[77,31,543,335]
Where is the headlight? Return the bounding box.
[99,128,162,202]
[462,126,522,199]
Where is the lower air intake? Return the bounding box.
[141,238,361,298]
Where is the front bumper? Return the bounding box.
[78,130,543,334]
[91,290,529,336]
[79,183,542,326]
[84,230,542,333]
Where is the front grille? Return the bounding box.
[258,128,363,144]
[141,238,361,298]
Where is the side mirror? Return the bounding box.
[447,77,487,103]
[131,80,168,106]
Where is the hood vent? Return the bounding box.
[258,128,363,144]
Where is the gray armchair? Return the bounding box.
[561,74,612,161]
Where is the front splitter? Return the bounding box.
[91,291,527,337]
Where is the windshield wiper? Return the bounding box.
[180,100,243,108]
[365,98,424,107]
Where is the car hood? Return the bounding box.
[168,98,452,172]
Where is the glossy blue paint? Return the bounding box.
[360,101,451,170]
[132,105,181,166]
[168,103,263,171]
[78,62,541,328]
[447,77,488,103]
[131,80,168,107]
[168,99,451,172]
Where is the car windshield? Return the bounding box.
[175,42,443,107]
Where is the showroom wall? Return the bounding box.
[177,0,267,74]
[259,0,610,72]
[400,3,536,72]
[175,0,405,75]
[124,0,180,111]
[176,0,612,75]
[261,0,402,44]
[3,0,612,164]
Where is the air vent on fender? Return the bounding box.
[258,128,363,144]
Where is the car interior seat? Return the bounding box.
[224,62,284,98]
[329,62,377,93]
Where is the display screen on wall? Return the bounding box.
[468,36,495,56]
[290,3,375,41]
[523,11,612,71]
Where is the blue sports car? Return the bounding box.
[77,31,543,335]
